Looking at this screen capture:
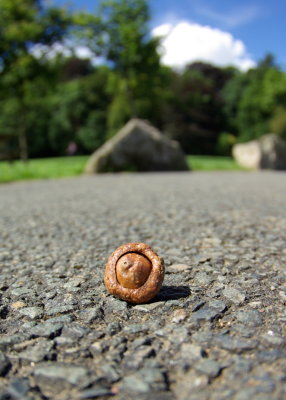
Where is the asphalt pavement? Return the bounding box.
[0,171,286,400]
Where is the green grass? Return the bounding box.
[0,156,89,183]
[0,154,245,183]
[187,155,245,171]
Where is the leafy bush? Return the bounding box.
[216,132,237,156]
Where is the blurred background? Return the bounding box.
[0,0,286,181]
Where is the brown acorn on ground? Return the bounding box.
[104,243,164,304]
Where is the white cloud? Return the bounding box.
[31,42,72,59]
[152,21,256,71]
[31,42,103,65]
[196,5,260,29]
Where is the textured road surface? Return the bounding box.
[0,171,286,400]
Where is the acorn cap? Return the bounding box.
[104,242,165,304]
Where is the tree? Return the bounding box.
[222,54,286,143]
[95,0,163,136]
[48,67,111,155]
[0,0,75,160]
[161,63,233,154]
[235,57,286,142]
[221,69,249,135]
[270,107,286,140]
[0,0,99,160]
[60,57,93,82]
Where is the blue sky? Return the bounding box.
[51,0,286,70]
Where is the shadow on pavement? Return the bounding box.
[155,285,191,302]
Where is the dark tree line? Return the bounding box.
[1,0,286,161]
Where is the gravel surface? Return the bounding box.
[0,171,286,400]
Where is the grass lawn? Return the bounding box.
[0,155,245,183]
[187,155,245,171]
[0,156,89,183]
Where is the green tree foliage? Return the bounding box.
[0,0,73,160]
[270,107,286,140]
[60,57,94,82]
[0,0,70,72]
[0,0,99,160]
[161,63,233,154]
[1,0,286,161]
[223,55,286,143]
[215,132,237,156]
[96,0,163,136]
[221,69,249,135]
[237,67,286,141]
[48,67,110,155]
[0,56,61,159]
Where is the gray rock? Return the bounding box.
[194,359,221,378]
[30,322,63,338]
[119,367,166,393]
[257,349,285,363]
[194,272,213,285]
[33,363,90,393]
[179,343,205,362]
[63,277,84,289]
[133,302,165,312]
[123,324,149,335]
[10,287,35,297]
[232,324,256,338]
[0,334,27,350]
[232,133,286,170]
[46,315,74,324]
[84,118,189,173]
[97,363,121,383]
[17,306,43,320]
[7,378,30,399]
[79,386,114,399]
[107,322,121,336]
[131,336,153,349]
[55,336,75,346]
[222,287,246,305]
[106,341,127,363]
[167,264,192,273]
[89,341,108,356]
[122,346,155,370]
[260,330,285,346]
[169,327,190,344]
[78,307,103,323]
[45,304,75,316]
[191,306,220,322]
[208,299,227,313]
[233,388,262,400]
[173,370,209,400]
[21,321,37,330]
[18,339,54,363]
[61,324,89,339]
[104,297,128,313]
[225,356,253,380]
[214,335,258,353]
[235,310,263,327]
[119,374,151,394]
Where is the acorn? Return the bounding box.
[104,243,164,304]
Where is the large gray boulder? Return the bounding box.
[85,119,189,173]
[232,134,286,170]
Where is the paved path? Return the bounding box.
[0,172,286,400]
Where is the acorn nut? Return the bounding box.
[104,243,164,304]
